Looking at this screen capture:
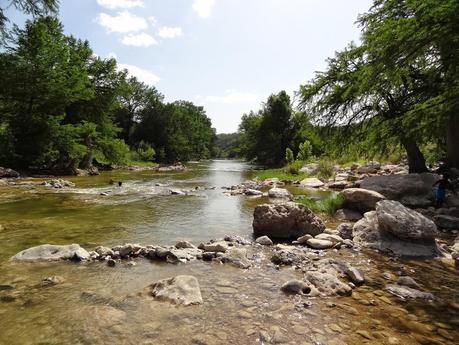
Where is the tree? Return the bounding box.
[238,91,294,166]
[358,0,459,168]
[0,0,58,43]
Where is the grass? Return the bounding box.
[253,168,308,182]
[296,194,344,216]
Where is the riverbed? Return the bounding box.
[0,160,458,345]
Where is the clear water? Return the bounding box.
[0,160,457,345]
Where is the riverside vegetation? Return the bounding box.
[1,1,459,345]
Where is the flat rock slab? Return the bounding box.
[149,275,203,306]
[11,244,90,262]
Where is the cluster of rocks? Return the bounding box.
[10,235,254,269]
[298,161,409,190]
[155,163,186,172]
[41,179,75,189]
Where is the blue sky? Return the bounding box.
[7,0,373,133]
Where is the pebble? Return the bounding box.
[355,330,372,339]
[329,324,343,333]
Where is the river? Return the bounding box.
[0,160,458,345]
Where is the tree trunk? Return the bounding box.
[446,114,459,169]
[401,138,429,173]
[79,135,94,170]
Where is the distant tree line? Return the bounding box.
[0,6,215,173]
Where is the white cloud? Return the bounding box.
[203,90,260,104]
[96,0,144,9]
[148,16,158,26]
[157,26,182,39]
[192,0,216,18]
[96,11,148,33]
[121,32,158,47]
[118,63,160,85]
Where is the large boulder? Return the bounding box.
[267,188,292,199]
[340,188,386,212]
[0,167,20,178]
[377,200,437,241]
[148,275,202,306]
[11,244,90,262]
[353,201,442,257]
[253,202,325,239]
[359,173,437,207]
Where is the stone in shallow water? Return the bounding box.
[280,280,311,295]
[253,202,325,239]
[149,275,203,306]
[255,236,273,246]
[306,238,334,249]
[385,284,434,300]
[304,271,352,296]
[11,244,89,262]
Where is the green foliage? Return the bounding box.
[238,91,295,167]
[0,0,59,43]
[297,140,312,161]
[253,168,308,182]
[284,160,303,175]
[0,16,216,172]
[135,141,156,162]
[296,194,344,216]
[212,133,240,158]
[285,148,294,164]
[316,160,335,180]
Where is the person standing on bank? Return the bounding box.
[433,173,455,208]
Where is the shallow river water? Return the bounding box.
[0,160,458,345]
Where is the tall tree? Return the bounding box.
[0,0,58,43]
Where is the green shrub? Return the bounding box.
[284,160,303,175]
[285,148,294,164]
[136,141,156,161]
[316,159,335,180]
[297,193,344,216]
[297,140,312,161]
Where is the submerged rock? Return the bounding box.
[11,244,90,262]
[304,271,352,297]
[253,202,325,239]
[281,280,311,295]
[149,275,202,306]
[340,188,386,213]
